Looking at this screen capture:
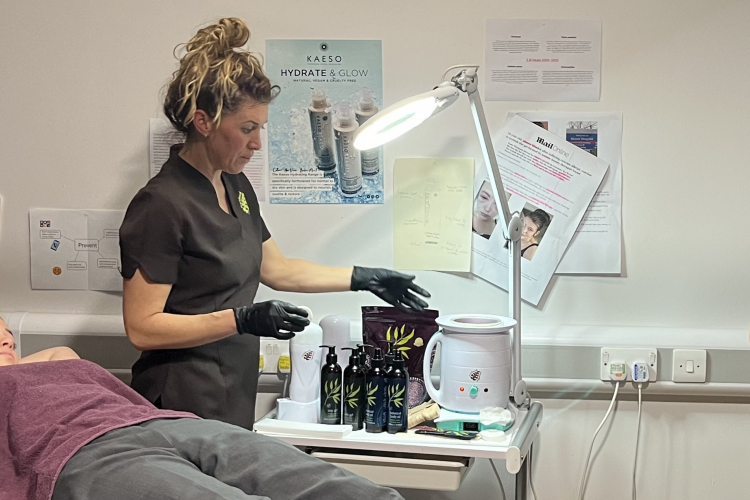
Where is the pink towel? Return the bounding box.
[0,359,196,500]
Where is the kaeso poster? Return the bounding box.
[265,40,383,204]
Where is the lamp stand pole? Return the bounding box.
[453,68,528,407]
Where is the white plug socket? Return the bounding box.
[601,348,658,382]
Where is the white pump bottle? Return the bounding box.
[319,315,352,370]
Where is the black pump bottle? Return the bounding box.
[341,347,366,430]
[365,347,387,433]
[386,349,409,434]
[384,341,396,375]
[357,343,373,371]
[319,345,342,425]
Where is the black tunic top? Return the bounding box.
[119,145,270,429]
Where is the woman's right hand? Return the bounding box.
[233,301,310,340]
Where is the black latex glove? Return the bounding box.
[350,266,431,313]
[233,300,310,340]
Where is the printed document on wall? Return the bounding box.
[485,19,601,102]
[265,40,383,204]
[508,112,622,274]
[149,118,267,201]
[471,116,608,305]
[29,209,125,291]
[394,158,474,272]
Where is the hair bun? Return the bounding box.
[215,17,250,51]
[187,17,250,57]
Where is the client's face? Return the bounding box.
[0,320,19,367]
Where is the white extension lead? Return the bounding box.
[633,382,643,500]
[577,381,620,500]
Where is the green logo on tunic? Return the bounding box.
[238,191,250,214]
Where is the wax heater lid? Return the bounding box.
[435,314,516,334]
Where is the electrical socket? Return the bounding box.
[600,348,658,382]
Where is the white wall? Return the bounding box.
[2,1,750,499]
[1,0,749,329]
[399,397,750,500]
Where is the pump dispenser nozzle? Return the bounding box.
[370,347,384,368]
[384,341,396,374]
[319,345,338,365]
[357,344,373,368]
[392,348,406,367]
[341,347,359,366]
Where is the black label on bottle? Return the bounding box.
[365,375,386,428]
[387,380,408,430]
[321,375,342,424]
[343,378,365,428]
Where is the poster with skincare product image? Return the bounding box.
[266,40,383,204]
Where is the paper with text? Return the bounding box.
[471,116,608,305]
[509,112,622,274]
[149,118,267,201]
[485,19,601,102]
[394,158,474,272]
[29,209,125,291]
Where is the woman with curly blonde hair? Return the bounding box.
[119,18,429,430]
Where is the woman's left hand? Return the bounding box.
[350,266,431,313]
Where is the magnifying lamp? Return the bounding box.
[353,66,528,407]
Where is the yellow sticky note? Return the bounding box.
[394,158,474,272]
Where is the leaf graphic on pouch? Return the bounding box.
[398,346,411,359]
[386,326,391,342]
[396,329,414,346]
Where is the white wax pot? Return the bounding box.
[424,314,514,413]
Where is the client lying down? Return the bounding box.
[0,318,403,500]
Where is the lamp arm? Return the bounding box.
[465,88,513,232]
[462,71,527,407]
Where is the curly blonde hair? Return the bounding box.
[164,17,279,134]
